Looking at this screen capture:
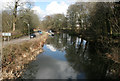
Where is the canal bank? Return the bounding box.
[1,32,48,80]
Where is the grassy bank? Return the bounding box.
[2,33,48,80]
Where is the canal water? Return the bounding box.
[22,33,119,79]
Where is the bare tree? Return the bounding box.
[12,0,20,31]
[4,0,33,31]
[2,11,13,32]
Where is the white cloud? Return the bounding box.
[30,0,118,19]
[32,6,46,18]
[30,0,118,2]
[30,0,71,2]
[0,2,2,12]
[46,45,56,52]
[2,0,30,11]
[46,1,69,15]
[32,1,69,19]
[2,0,13,10]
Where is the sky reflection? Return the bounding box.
[46,44,57,52]
[23,54,78,79]
[35,55,77,79]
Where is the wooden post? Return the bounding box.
[8,36,9,42]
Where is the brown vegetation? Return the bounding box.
[1,33,48,80]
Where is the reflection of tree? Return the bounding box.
[65,39,120,79]
[46,34,68,51]
[46,33,120,79]
[65,41,109,79]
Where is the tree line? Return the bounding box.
[1,1,120,39]
[41,2,120,38]
[1,0,40,36]
[41,2,120,65]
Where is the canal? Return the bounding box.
[22,33,120,79]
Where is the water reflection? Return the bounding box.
[46,33,120,79]
[42,45,66,61]
[24,55,78,79]
[46,44,56,52]
[22,33,120,79]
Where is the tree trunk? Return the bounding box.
[110,26,112,35]
[12,0,19,31]
[13,23,16,31]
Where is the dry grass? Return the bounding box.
[2,33,48,80]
